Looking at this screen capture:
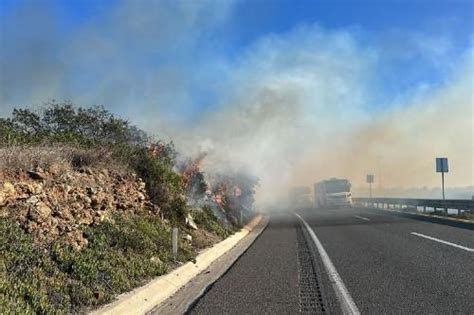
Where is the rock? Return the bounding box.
[31,182,44,194]
[26,196,40,204]
[1,164,154,249]
[2,182,15,195]
[29,202,52,221]
[36,202,52,218]
[185,214,198,230]
[58,208,74,221]
[77,211,94,225]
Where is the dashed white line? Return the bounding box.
[353,215,370,221]
[411,232,474,252]
[295,213,360,315]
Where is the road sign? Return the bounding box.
[366,174,374,198]
[366,174,374,183]
[435,157,448,200]
[436,158,448,173]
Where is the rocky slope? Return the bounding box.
[0,166,157,250]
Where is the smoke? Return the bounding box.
[169,28,473,205]
[294,52,473,194]
[1,1,472,205]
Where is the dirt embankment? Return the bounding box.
[0,166,158,250]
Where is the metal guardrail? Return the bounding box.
[353,197,474,215]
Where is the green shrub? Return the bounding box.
[0,215,196,313]
[0,102,148,148]
[129,146,187,221]
[192,206,236,239]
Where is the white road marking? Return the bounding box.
[353,215,370,221]
[295,214,360,315]
[411,232,474,252]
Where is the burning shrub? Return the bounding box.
[208,171,259,225]
[177,153,208,205]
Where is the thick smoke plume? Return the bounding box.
[1,1,472,205]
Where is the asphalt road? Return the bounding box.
[190,213,301,314]
[189,207,474,314]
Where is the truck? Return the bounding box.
[314,178,352,208]
[289,186,312,208]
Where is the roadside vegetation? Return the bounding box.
[0,101,257,313]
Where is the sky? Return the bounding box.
[0,0,473,202]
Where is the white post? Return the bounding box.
[172,227,178,258]
[441,171,445,200]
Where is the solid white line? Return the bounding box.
[353,215,370,221]
[295,214,360,315]
[411,232,474,252]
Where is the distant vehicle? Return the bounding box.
[289,186,312,208]
[314,178,352,208]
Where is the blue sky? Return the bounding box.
[0,0,473,120]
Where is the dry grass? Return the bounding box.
[0,145,122,172]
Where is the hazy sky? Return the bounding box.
[1,0,473,202]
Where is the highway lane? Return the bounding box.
[190,213,301,314]
[299,207,474,313]
[190,208,473,314]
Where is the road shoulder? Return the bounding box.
[149,215,269,314]
[90,215,267,315]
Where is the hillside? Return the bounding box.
[0,102,257,313]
